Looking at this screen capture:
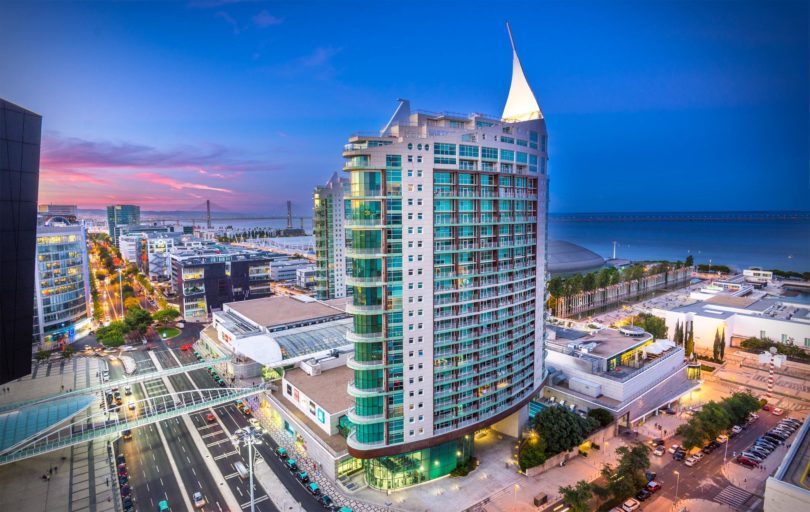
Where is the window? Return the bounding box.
[482,147,498,160]
[459,145,479,158]
[417,170,423,177]
[386,155,402,168]
[760,330,766,339]
[434,143,457,156]
[407,170,413,177]
[417,144,422,150]
[500,149,515,161]
[782,334,788,343]
[434,157,456,165]
[500,135,515,144]
[408,155,413,163]
[805,338,810,347]
[407,143,413,150]
[516,152,528,164]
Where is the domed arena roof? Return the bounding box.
[548,240,605,276]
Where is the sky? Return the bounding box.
[1,0,807,215]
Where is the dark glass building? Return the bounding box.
[0,99,42,384]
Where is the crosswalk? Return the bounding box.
[714,485,752,509]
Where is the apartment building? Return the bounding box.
[342,27,549,489]
[313,172,350,299]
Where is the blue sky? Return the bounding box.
[1,0,807,214]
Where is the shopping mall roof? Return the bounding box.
[284,365,354,415]
[548,240,605,276]
[225,295,349,331]
[230,319,352,367]
[0,394,95,454]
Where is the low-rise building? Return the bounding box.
[744,267,773,286]
[653,295,810,353]
[295,266,317,289]
[542,325,698,426]
[269,258,311,282]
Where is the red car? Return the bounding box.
[762,404,771,411]
[181,344,193,351]
[736,456,758,468]
[206,413,216,423]
[646,481,661,493]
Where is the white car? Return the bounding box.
[693,452,705,461]
[653,445,665,456]
[128,401,136,411]
[622,498,641,511]
[716,434,729,444]
[684,456,698,467]
[192,491,206,508]
[668,444,681,454]
[248,418,261,428]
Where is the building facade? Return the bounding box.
[313,172,349,299]
[33,224,92,349]
[343,29,549,489]
[171,246,273,320]
[0,99,41,383]
[106,204,140,245]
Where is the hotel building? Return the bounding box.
[313,172,350,299]
[343,27,549,489]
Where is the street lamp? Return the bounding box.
[231,425,264,512]
[673,470,680,503]
[117,268,124,318]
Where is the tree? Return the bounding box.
[153,308,181,325]
[121,284,135,300]
[559,481,592,512]
[587,408,614,428]
[597,463,635,502]
[685,322,695,357]
[97,321,127,347]
[518,434,548,471]
[124,296,141,311]
[533,406,598,455]
[95,270,107,281]
[713,328,721,361]
[34,349,51,362]
[61,347,75,359]
[685,255,694,267]
[633,313,668,339]
[719,328,725,360]
[124,307,153,334]
[674,320,683,346]
[616,443,651,490]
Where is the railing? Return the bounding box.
[0,385,267,464]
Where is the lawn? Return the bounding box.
[157,326,181,339]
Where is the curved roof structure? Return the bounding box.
[548,240,605,276]
[0,394,94,454]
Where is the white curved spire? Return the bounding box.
[502,22,543,122]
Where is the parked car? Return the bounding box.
[646,481,661,493]
[762,404,771,411]
[673,451,686,461]
[736,456,758,468]
[684,456,698,467]
[206,413,216,423]
[653,445,665,457]
[307,482,321,496]
[693,452,705,461]
[276,446,288,459]
[772,407,785,416]
[318,495,334,509]
[635,489,652,501]
[731,425,743,435]
[621,498,641,511]
[285,458,298,472]
[668,444,681,454]
[716,434,729,444]
[296,471,310,483]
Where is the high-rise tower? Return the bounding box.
[343,26,549,489]
[106,204,140,245]
[313,172,350,299]
[0,99,42,384]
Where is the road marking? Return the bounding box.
[206,438,231,447]
[160,477,164,486]
[236,486,243,497]
[214,450,238,461]
[192,467,197,476]
[217,502,222,511]
[198,480,202,488]
[241,495,270,509]
[186,456,191,464]
[224,472,238,480]
[201,431,224,439]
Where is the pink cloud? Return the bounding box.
[135,172,234,193]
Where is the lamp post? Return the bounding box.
[513,483,519,511]
[232,425,264,512]
[673,470,680,503]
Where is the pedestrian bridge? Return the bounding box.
[0,385,266,465]
[0,355,232,413]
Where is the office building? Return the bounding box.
[0,99,41,383]
[170,245,273,320]
[33,224,92,349]
[269,258,312,282]
[342,28,549,489]
[119,231,181,281]
[314,172,349,299]
[106,204,140,245]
